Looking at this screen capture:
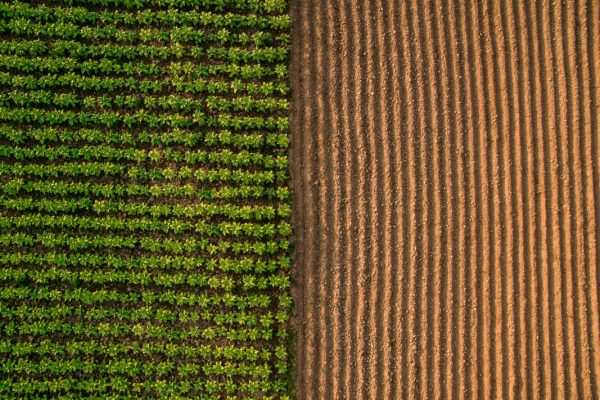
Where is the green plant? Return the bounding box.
[0,0,291,397]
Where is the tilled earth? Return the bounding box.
[290,0,600,398]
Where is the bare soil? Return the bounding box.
[290,0,600,398]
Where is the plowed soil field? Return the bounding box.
[290,0,600,398]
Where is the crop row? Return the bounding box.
[2,179,290,201]
[0,265,290,290]
[0,126,290,150]
[0,3,291,30]
[0,145,288,169]
[0,305,287,334]
[2,163,287,186]
[0,55,287,83]
[0,90,289,113]
[0,232,289,256]
[0,357,276,380]
[0,107,289,131]
[0,72,290,98]
[0,214,292,238]
[0,40,288,65]
[0,339,273,362]
[0,252,292,274]
[0,285,274,309]
[22,0,287,13]
[0,196,291,220]
[1,318,279,344]
[0,302,289,328]
[0,377,289,399]
[2,20,290,46]
[1,319,281,343]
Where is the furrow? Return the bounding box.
[580,0,600,393]
[371,1,398,398]
[311,0,331,396]
[321,1,344,399]
[338,1,359,398]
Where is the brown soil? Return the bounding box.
[289,0,600,398]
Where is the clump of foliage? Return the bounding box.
[0,0,292,398]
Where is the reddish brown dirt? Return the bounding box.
[290,0,600,398]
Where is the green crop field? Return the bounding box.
[0,1,292,399]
